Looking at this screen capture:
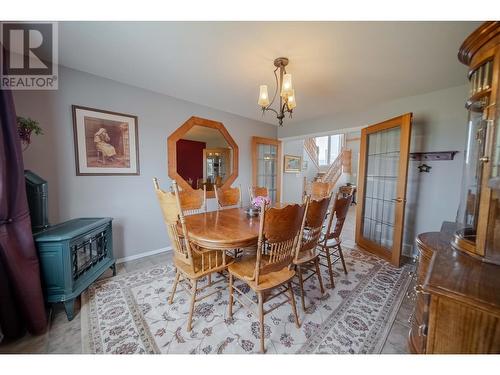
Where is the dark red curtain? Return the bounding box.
[0,86,47,338]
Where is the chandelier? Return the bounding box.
[257,57,296,127]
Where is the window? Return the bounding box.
[316,136,329,166]
[316,134,344,166]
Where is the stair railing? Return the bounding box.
[320,148,350,187]
[304,137,320,170]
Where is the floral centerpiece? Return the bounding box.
[246,195,270,217]
[251,195,270,209]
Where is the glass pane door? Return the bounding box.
[257,144,277,202]
[355,114,412,266]
[252,137,282,204]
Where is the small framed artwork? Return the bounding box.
[72,105,140,175]
[284,154,302,173]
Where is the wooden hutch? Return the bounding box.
[409,22,500,354]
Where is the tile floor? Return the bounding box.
[0,207,415,354]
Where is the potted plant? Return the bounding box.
[17,116,43,151]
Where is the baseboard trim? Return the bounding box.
[116,246,172,264]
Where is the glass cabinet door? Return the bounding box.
[456,109,487,235]
[458,55,500,260]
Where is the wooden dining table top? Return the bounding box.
[183,207,261,249]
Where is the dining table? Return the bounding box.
[183,207,261,250]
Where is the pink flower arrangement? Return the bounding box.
[251,195,270,208]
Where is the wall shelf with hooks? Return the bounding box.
[409,151,459,161]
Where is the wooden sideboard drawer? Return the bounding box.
[426,295,500,353]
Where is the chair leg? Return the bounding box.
[297,266,307,312]
[338,244,348,275]
[228,273,234,319]
[208,274,212,285]
[324,247,335,289]
[169,269,180,304]
[288,282,300,329]
[187,279,198,332]
[258,292,265,354]
[314,258,325,295]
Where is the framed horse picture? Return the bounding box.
[72,105,140,175]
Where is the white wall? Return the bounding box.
[14,66,277,259]
[279,85,468,254]
[346,130,361,184]
[282,139,307,203]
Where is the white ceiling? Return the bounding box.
[58,21,481,125]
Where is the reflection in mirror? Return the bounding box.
[176,125,233,191]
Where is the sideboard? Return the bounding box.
[409,230,500,353]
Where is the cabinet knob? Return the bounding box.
[418,324,428,337]
[414,284,429,295]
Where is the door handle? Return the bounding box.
[391,197,404,203]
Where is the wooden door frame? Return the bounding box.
[355,113,412,267]
[251,136,282,203]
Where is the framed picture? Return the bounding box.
[284,154,302,173]
[72,105,140,175]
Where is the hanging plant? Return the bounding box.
[17,116,43,151]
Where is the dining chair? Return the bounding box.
[317,193,353,288]
[293,194,332,311]
[177,184,207,216]
[304,181,333,200]
[338,184,357,205]
[153,178,233,332]
[227,201,307,353]
[248,186,269,201]
[196,178,205,190]
[215,184,242,210]
[214,175,223,188]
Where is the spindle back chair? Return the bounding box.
[153,178,232,332]
[227,200,308,353]
[317,193,353,288]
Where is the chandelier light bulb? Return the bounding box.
[281,74,293,97]
[258,85,270,107]
[287,89,296,110]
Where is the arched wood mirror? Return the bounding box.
[167,116,239,198]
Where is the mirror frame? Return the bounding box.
[167,116,239,198]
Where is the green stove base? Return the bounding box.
[34,217,115,320]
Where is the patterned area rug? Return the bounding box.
[81,248,412,354]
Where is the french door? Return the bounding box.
[355,113,412,267]
[251,137,282,203]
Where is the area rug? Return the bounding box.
[81,248,412,354]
